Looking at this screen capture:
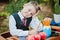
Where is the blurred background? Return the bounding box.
[0,0,60,34]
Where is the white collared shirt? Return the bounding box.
[9,11,43,36]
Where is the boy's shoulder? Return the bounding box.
[9,12,18,18]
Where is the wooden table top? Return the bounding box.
[47,26,60,40]
[51,26,60,30]
[0,36,6,40]
[47,36,60,40]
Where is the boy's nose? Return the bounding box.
[28,12,33,15]
[30,13,33,16]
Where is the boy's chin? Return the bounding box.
[25,16,32,18]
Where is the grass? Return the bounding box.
[0,26,9,34]
[0,18,9,34]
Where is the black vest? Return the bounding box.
[12,13,32,30]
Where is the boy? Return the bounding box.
[9,1,43,40]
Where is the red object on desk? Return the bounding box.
[34,34,41,40]
[26,34,41,40]
[26,35,34,40]
[39,32,46,40]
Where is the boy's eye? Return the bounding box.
[31,13,33,16]
[28,9,31,12]
[24,11,28,13]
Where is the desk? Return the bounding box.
[47,26,60,40]
[47,36,60,40]
[51,26,60,30]
[0,36,6,40]
[51,26,60,36]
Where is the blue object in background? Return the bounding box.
[50,20,60,26]
[43,27,51,37]
[50,20,56,26]
[57,23,60,26]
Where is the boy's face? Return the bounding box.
[22,5,36,18]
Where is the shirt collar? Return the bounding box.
[18,11,24,20]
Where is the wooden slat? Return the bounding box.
[0,36,6,40]
[51,26,60,30]
[0,31,12,38]
[47,36,60,40]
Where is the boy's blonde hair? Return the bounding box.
[24,1,40,13]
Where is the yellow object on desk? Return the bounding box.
[42,17,52,26]
[43,20,50,26]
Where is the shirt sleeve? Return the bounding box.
[30,17,43,31]
[9,15,28,36]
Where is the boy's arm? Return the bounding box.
[29,17,43,31]
[9,15,29,36]
[28,17,43,35]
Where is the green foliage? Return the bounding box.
[37,13,45,21]
[0,12,9,17]
[55,3,60,14]
[5,0,47,14]
[5,0,50,14]
[0,26,9,34]
[6,0,59,15]
[30,0,43,3]
[5,0,29,14]
[54,0,59,3]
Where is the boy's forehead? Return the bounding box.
[25,5,35,10]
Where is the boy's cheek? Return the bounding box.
[25,15,32,18]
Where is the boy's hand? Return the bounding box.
[28,21,40,35]
[28,29,38,35]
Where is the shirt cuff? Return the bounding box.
[18,31,29,36]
